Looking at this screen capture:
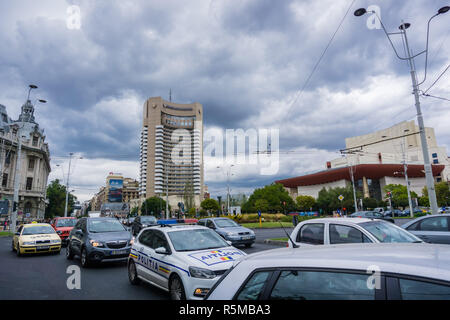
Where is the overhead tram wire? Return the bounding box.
[284,0,357,119]
[423,63,450,94]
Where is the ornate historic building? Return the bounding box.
[0,101,51,222]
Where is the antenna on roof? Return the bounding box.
[278,219,298,248]
[169,89,172,102]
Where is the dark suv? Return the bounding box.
[131,215,158,236]
[66,217,132,267]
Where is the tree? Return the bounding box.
[422,182,450,207]
[45,179,76,219]
[254,199,269,213]
[201,199,220,212]
[130,206,139,216]
[141,197,169,216]
[362,197,378,210]
[384,184,418,208]
[296,195,316,211]
[244,183,295,213]
[316,185,362,214]
[183,181,195,211]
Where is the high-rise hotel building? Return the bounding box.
[139,97,203,208]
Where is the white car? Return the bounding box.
[287,218,422,248]
[127,224,246,300]
[206,243,450,300]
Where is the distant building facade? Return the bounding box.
[276,121,448,201]
[0,102,51,222]
[89,174,140,213]
[139,97,204,208]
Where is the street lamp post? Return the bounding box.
[62,153,82,217]
[354,6,450,215]
[217,164,234,214]
[10,85,40,233]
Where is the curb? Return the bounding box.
[264,239,288,247]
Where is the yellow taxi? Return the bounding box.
[12,222,61,256]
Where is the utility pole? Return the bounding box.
[11,85,38,233]
[402,25,439,216]
[400,136,415,218]
[353,6,450,215]
[165,161,169,219]
[341,152,359,213]
[64,153,73,217]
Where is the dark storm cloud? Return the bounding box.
[0,0,449,199]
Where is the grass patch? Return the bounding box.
[0,231,13,237]
[269,237,288,241]
[241,221,294,228]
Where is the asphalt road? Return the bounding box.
[0,221,414,300]
[0,236,276,300]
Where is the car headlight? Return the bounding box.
[129,237,135,245]
[226,232,236,237]
[142,224,147,227]
[50,239,61,244]
[89,240,105,247]
[189,266,217,279]
[22,241,35,245]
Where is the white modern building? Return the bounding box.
[277,121,448,201]
[139,97,204,208]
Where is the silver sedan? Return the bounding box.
[402,214,450,244]
[206,243,450,300]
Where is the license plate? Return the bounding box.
[111,250,127,255]
[38,246,50,250]
[241,236,251,240]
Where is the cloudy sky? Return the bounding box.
[0,0,449,202]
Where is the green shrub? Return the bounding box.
[414,212,429,218]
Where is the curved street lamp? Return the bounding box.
[353,6,449,215]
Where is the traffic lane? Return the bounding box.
[236,241,284,254]
[0,237,168,300]
[251,227,294,243]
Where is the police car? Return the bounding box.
[127,224,246,300]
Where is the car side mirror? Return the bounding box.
[75,229,83,235]
[155,247,168,255]
[15,232,20,236]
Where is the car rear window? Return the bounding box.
[296,223,324,245]
[269,270,375,300]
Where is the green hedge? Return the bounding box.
[232,213,317,224]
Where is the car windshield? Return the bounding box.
[22,225,56,235]
[214,219,239,228]
[168,228,230,252]
[88,219,126,233]
[141,216,157,224]
[56,219,77,227]
[359,221,421,243]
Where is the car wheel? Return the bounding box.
[128,260,140,285]
[16,244,21,257]
[80,247,90,268]
[169,275,186,300]
[245,243,252,248]
[11,241,15,252]
[66,243,74,260]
